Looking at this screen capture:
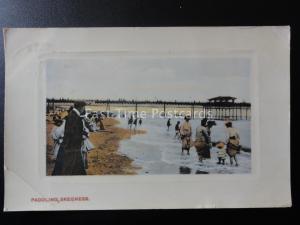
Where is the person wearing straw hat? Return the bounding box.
[180,116,192,155]
[52,101,87,175]
[225,121,240,166]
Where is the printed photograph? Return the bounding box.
[46,55,251,175]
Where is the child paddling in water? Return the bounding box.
[216,141,226,165]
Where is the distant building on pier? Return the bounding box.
[208,96,237,103]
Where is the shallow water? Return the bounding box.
[118,117,251,174]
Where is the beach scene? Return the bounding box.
[46,55,251,175]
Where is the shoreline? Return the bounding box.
[46,117,146,175]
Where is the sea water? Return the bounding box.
[117,117,251,174]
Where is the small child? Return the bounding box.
[216,141,226,165]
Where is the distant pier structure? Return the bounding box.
[205,96,251,120]
[47,96,251,120]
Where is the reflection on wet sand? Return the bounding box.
[195,170,209,174]
[179,166,209,174]
[179,166,191,174]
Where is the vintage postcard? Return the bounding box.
[46,55,251,175]
[4,27,291,210]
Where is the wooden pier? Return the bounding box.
[47,96,251,120]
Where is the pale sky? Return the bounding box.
[46,55,250,102]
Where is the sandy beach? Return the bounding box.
[46,117,146,175]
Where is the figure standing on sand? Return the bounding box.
[81,118,95,169]
[52,101,87,175]
[180,116,192,155]
[139,118,142,126]
[86,113,99,132]
[225,121,241,166]
[96,113,105,130]
[194,118,211,162]
[166,118,171,131]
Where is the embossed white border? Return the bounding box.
[4,27,290,210]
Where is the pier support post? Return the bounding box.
[191,104,195,119]
[240,106,242,120]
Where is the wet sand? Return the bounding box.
[46,117,146,175]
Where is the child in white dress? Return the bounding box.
[216,141,226,165]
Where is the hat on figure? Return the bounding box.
[74,101,86,109]
[216,141,226,149]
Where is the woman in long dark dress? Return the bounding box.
[194,118,211,162]
[52,102,86,175]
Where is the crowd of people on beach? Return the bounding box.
[48,102,107,175]
[169,116,241,166]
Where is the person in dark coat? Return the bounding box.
[128,114,133,130]
[206,120,216,136]
[133,117,138,130]
[52,101,87,175]
[174,121,181,139]
[167,118,171,131]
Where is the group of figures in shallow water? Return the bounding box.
[167,116,241,167]
[127,114,143,130]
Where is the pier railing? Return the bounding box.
[46,99,251,120]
